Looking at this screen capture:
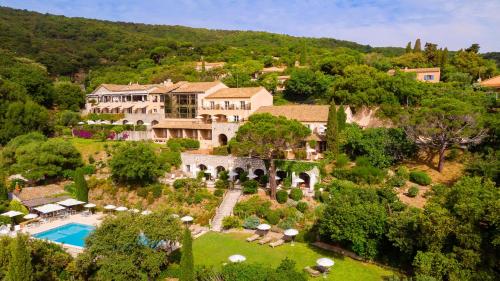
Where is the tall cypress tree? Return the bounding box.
[405,41,412,53]
[413,39,422,52]
[337,105,347,132]
[179,227,194,281]
[0,180,8,201]
[7,235,32,281]
[74,168,88,202]
[326,102,339,157]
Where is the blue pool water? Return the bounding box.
[33,223,95,247]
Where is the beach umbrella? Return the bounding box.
[84,203,96,208]
[77,121,85,125]
[317,257,334,277]
[171,214,180,218]
[228,254,246,263]
[180,216,193,223]
[228,171,238,177]
[103,205,116,210]
[142,123,151,126]
[129,209,140,213]
[115,206,128,212]
[257,224,271,231]
[274,176,281,180]
[87,120,95,125]
[1,211,23,218]
[141,210,152,215]
[294,178,304,183]
[195,115,203,119]
[23,213,38,220]
[284,228,299,246]
[248,171,258,179]
[100,120,110,125]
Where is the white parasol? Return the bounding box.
[228,254,246,263]
[257,224,271,231]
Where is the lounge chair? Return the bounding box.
[246,234,260,242]
[258,236,273,245]
[269,239,285,248]
[304,266,321,277]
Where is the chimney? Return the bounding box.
[163,79,173,86]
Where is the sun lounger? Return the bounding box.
[304,266,321,277]
[246,234,261,242]
[269,239,285,248]
[258,236,273,245]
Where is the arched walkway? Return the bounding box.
[122,120,129,125]
[218,134,228,146]
[136,120,144,125]
[298,172,311,189]
[276,170,287,181]
[151,120,159,126]
[216,166,226,176]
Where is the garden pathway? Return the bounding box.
[210,188,242,232]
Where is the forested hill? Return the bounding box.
[0,6,392,76]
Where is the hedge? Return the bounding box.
[407,186,420,197]
[409,171,431,186]
[265,210,280,225]
[242,215,260,229]
[296,201,308,213]
[222,216,241,230]
[242,180,258,194]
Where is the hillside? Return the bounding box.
[0,6,394,76]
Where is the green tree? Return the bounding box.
[7,235,32,281]
[109,142,162,185]
[414,39,422,52]
[326,103,339,156]
[0,101,50,145]
[337,105,347,132]
[405,41,412,53]
[74,168,88,202]
[283,68,331,102]
[179,227,194,281]
[230,114,310,199]
[403,97,485,172]
[53,82,85,111]
[0,181,8,202]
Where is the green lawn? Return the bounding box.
[193,232,395,281]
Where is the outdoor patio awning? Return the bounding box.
[57,198,86,207]
[1,210,24,218]
[34,204,66,214]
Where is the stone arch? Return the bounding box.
[298,172,311,189]
[122,120,129,125]
[218,134,228,146]
[136,120,144,125]
[198,164,208,171]
[151,120,159,126]
[216,166,226,176]
[276,170,287,181]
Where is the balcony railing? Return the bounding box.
[201,104,251,110]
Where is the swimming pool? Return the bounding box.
[33,223,95,248]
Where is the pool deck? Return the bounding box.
[22,212,105,256]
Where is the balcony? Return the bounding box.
[201,103,251,110]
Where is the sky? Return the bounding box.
[1,0,499,52]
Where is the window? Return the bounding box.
[240,101,246,109]
[186,165,191,172]
[210,101,215,109]
[153,96,158,102]
[153,109,157,113]
[424,75,434,81]
[224,101,230,109]
[234,115,240,122]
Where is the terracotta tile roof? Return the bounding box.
[153,120,212,129]
[254,105,330,122]
[172,81,224,93]
[387,67,440,75]
[149,82,186,94]
[480,75,500,88]
[101,83,158,92]
[261,66,286,73]
[205,87,264,99]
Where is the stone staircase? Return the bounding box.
[210,188,242,232]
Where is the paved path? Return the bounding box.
[211,188,242,232]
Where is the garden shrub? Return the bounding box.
[335,153,350,168]
[81,164,96,175]
[278,217,296,230]
[409,171,431,186]
[296,201,308,213]
[294,149,307,160]
[407,186,420,197]
[314,190,322,201]
[167,138,199,151]
[173,178,201,189]
[242,215,260,229]
[331,168,350,180]
[320,191,330,203]
[212,146,229,155]
[215,179,229,189]
[283,177,292,188]
[242,180,258,194]
[234,196,271,218]
[214,189,225,197]
[149,183,163,198]
[159,150,181,169]
[387,176,406,188]
[193,192,204,204]
[276,190,288,204]
[88,155,95,164]
[289,188,303,201]
[349,165,386,184]
[265,210,280,225]
[222,216,241,230]
[396,166,410,180]
[137,187,149,198]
